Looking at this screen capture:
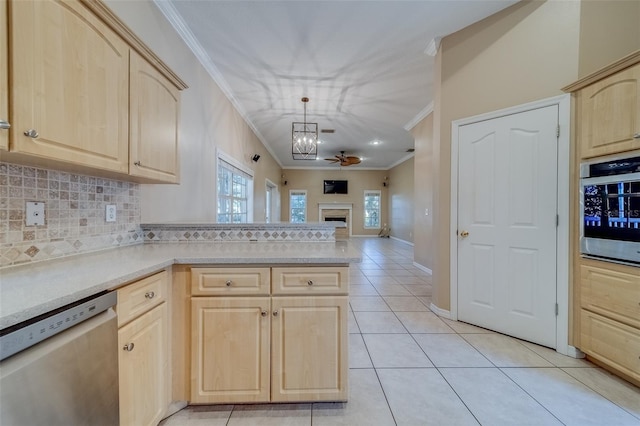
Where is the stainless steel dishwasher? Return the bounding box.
[0,291,119,426]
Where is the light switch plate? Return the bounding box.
[26,202,45,226]
[106,205,117,222]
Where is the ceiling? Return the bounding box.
[155,1,518,170]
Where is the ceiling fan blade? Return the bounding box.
[324,158,339,163]
[345,156,361,164]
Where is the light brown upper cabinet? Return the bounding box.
[129,52,181,183]
[0,0,9,151]
[576,61,640,159]
[9,0,130,172]
[4,0,187,183]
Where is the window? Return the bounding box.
[290,190,307,223]
[364,190,381,229]
[217,156,253,223]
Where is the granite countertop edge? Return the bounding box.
[0,241,361,329]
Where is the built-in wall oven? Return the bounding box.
[0,291,119,425]
[580,154,640,265]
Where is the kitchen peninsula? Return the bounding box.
[0,222,360,425]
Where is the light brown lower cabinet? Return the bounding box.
[190,267,349,404]
[117,271,170,426]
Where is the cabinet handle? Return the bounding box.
[226,280,232,287]
[145,291,155,299]
[272,310,279,317]
[261,310,268,317]
[133,161,141,166]
[307,280,314,286]
[634,133,640,139]
[123,343,135,352]
[24,129,39,138]
[0,120,10,130]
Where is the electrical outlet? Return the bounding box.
[106,205,117,222]
[26,202,45,226]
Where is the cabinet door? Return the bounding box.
[581,263,640,329]
[271,296,348,402]
[580,309,640,384]
[129,51,180,183]
[579,63,640,158]
[0,0,8,151]
[118,303,169,426]
[191,297,270,404]
[10,0,129,172]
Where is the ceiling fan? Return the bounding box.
[325,151,362,167]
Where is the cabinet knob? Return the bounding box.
[261,310,268,317]
[122,343,135,352]
[272,310,279,317]
[0,120,10,130]
[145,291,155,299]
[634,133,640,139]
[226,280,232,287]
[24,129,39,138]
[133,161,141,166]
[307,280,314,286]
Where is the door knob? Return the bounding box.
[460,230,470,238]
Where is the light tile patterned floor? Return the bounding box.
[160,238,640,426]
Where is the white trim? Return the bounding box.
[265,179,277,224]
[429,303,451,319]
[412,262,432,275]
[152,0,283,168]
[390,236,414,246]
[566,346,586,359]
[386,153,415,170]
[424,38,441,57]
[450,94,571,355]
[284,166,391,171]
[318,203,353,237]
[216,148,254,178]
[404,101,434,131]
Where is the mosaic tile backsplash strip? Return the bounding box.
[0,162,142,267]
[141,223,336,243]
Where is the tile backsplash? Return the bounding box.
[0,162,142,267]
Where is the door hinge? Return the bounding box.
[555,303,559,316]
[556,214,559,227]
[556,125,560,138]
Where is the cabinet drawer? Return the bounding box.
[271,267,349,295]
[191,267,270,296]
[117,270,167,327]
[581,264,640,328]
[580,310,640,383]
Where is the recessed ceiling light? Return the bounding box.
[317,139,323,144]
[370,140,382,146]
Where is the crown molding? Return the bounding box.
[152,0,283,168]
[387,153,415,170]
[404,101,434,131]
[424,37,441,57]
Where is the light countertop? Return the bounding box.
[0,241,361,329]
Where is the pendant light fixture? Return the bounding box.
[292,97,318,160]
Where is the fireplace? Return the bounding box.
[319,203,352,240]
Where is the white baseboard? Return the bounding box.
[429,302,451,319]
[565,345,586,359]
[390,236,414,246]
[413,262,432,275]
[349,235,379,238]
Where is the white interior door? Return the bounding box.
[457,105,558,348]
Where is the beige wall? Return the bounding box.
[104,0,281,223]
[428,0,640,311]
[388,157,414,244]
[578,0,640,78]
[280,169,388,235]
[412,113,434,271]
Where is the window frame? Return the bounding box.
[289,190,307,223]
[216,151,254,224]
[363,190,382,229]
